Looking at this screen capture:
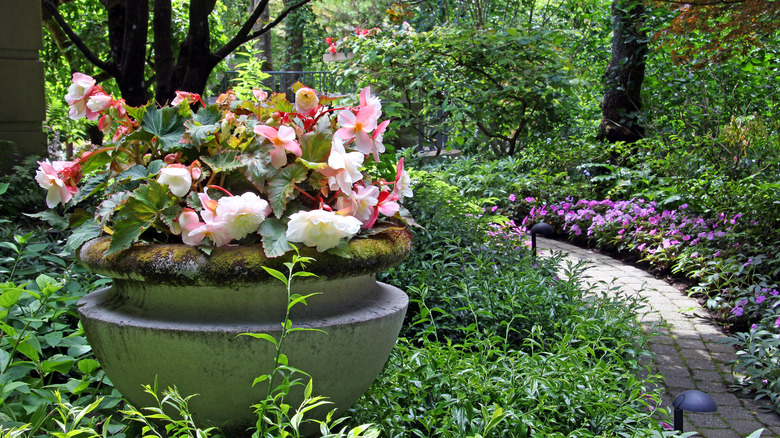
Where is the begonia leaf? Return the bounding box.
[259,217,291,258]
[201,150,244,174]
[267,164,307,218]
[109,181,179,254]
[142,106,188,152]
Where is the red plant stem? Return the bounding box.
[293,184,318,203]
[207,184,233,197]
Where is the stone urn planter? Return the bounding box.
[77,229,412,434]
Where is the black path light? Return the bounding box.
[672,389,718,432]
[530,222,554,258]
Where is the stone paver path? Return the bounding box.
[537,237,780,438]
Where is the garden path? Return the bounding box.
[537,237,780,438]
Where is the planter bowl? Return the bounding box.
[77,229,412,435]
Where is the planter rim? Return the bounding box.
[78,228,412,286]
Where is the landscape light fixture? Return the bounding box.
[672,389,718,432]
[530,222,554,257]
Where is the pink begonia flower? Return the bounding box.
[98,114,112,134]
[252,88,268,102]
[335,185,379,226]
[294,87,319,116]
[324,136,364,195]
[65,73,96,120]
[215,192,270,240]
[171,91,202,106]
[87,92,112,114]
[178,208,233,247]
[286,209,362,252]
[359,86,382,119]
[198,191,219,223]
[367,119,390,162]
[392,158,413,201]
[335,102,379,154]
[254,125,302,169]
[376,190,400,217]
[157,164,193,197]
[184,220,233,247]
[35,160,80,208]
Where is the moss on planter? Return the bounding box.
[78,228,412,286]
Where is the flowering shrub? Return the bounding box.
[518,196,779,319]
[35,73,413,257]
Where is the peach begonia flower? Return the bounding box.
[252,88,268,102]
[35,160,80,208]
[294,86,319,116]
[323,136,364,195]
[254,125,302,169]
[285,209,362,252]
[157,164,192,197]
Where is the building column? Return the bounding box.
[0,0,47,174]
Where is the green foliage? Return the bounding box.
[339,25,579,156]
[359,169,670,436]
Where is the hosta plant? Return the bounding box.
[34,73,413,256]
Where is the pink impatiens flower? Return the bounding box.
[254,125,302,169]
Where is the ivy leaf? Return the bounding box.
[267,164,307,218]
[200,150,244,174]
[109,181,179,254]
[142,105,188,152]
[259,217,291,258]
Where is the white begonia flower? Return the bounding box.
[157,165,193,197]
[327,136,364,195]
[215,192,270,240]
[286,209,362,252]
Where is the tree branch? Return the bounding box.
[41,0,118,76]
[212,0,313,63]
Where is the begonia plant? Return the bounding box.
[35,73,413,257]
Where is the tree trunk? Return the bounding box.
[597,0,647,144]
[252,0,273,70]
[283,0,304,72]
[44,0,313,106]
